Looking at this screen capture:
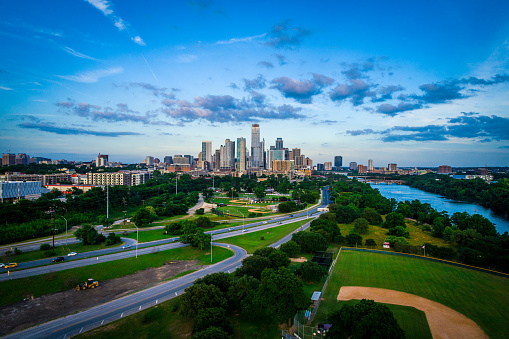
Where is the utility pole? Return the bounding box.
[106,185,109,219]
[176,175,178,195]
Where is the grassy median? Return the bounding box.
[0,245,233,307]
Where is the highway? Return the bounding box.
[3,186,329,338]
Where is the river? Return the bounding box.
[370,183,509,234]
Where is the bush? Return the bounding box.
[297,261,327,282]
[345,233,363,246]
[365,239,376,248]
[40,243,51,251]
[353,218,369,234]
[279,240,301,257]
[387,226,410,238]
[14,247,22,255]
[195,208,205,215]
[105,232,122,246]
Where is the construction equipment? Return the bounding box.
[76,279,99,291]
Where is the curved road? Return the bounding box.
[3,187,329,338]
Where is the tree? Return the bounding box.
[181,284,228,316]
[236,255,272,280]
[278,201,298,213]
[279,240,301,257]
[442,226,454,241]
[353,218,369,234]
[291,232,328,253]
[180,225,211,250]
[132,207,155,227]
[382,212,406,229]
[297,261,326,282]
[40,243,51,251]
[361,207,383,225]
[195,208,205,215]
[365,238,376,248]
[326,299,405,339]
[105,232,121,246]
[254,186,266,201]
[335,205,361,224]
[74,224,105,245]
[192,327,230,339]
[192,307,232,334]
[256,267,310,324]
[195,272,233,294]
[228,275,260,312]
[310,219,341,242]
[195,216,213,228]
[345,233,363,246]
[387,226,410,238]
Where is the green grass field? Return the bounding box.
[126,229,176,243]
[315,250,509,338]
[219,219,309,253]
[0,246,233,307]
[217,205,276,218]
[75,294,281,339]
[1,241,118,264]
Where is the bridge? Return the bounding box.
[355,177,406,185]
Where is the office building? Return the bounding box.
[349,162,358,170]
[438,165,452,174]
[220,139,235,170]
[317,163,325,171]
[173,155,190,165]
[275,137,283,150]
[334,156,343,169]
[0,181,42,202]
[2,153,16,166]
[184,155,194,167]
[358,165,367,173]
[237,137,246,172]
[268,149,285,170]
[272,160,293,172]
[250,124,262,168]
[368,159,373,171]
[292,148,301,160]
[202,141,212,169]
[95,154,109,167]
[324,162,333,171]
[388,163,398,171]
[214,149,221,171]
[145,156,154,166]
[163,156,173,164]
[15,153,30,165]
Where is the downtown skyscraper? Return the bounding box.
[237,137,246,172]
[250,124,262,169]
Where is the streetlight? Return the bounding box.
[61,216,68,245]
[134,223,139,258]
[239,211,245,231]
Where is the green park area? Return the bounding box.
[0,246,233,307]
[218,219,309,253]
[0,241,117,265]
[314,250,509,339]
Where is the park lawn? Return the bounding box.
[76,294,281,339]
[0,246,233,307]
[217,205,277,218]
[314,250,509,339]
[219,219,309,253]
[1,241,117,264]
[126,229,176,243]
[339,222,451,250]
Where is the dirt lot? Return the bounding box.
[0,260,202,336]
[337,286,488,339]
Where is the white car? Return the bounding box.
[0,263,4,268]
[262,221,267,224]
[122,245,131,249]
[67,252,77,256]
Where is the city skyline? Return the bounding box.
[1,1,509,166]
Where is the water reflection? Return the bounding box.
[370,183,509,234]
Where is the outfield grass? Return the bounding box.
[0,246,233,307]
[314,250,509,338]
[217,205,276,218]
[219,219,309,253]
[1,241,117,264]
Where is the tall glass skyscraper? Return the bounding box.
[251,124,261,168]
[237,137,246,172]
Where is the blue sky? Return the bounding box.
[1,0,509,167]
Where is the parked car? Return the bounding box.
[53,257,65,262]
[4,263,17,269]
[67,252,77,256]
[121,244,131,249]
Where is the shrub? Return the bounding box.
[345,233,363,246]
[195,208,204,215]
[365,239,376,248]
[353,218,369,234]
[387,226,410,238]
[40,243,51,251]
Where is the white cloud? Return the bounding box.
[85,0,113,15]
[132,36,146,46]
[114,18,125,31]
[63,47,99,61]
[0,86,13,90]
[57,67,123,83]
[216,33,266,45]
[176,54,198,63]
